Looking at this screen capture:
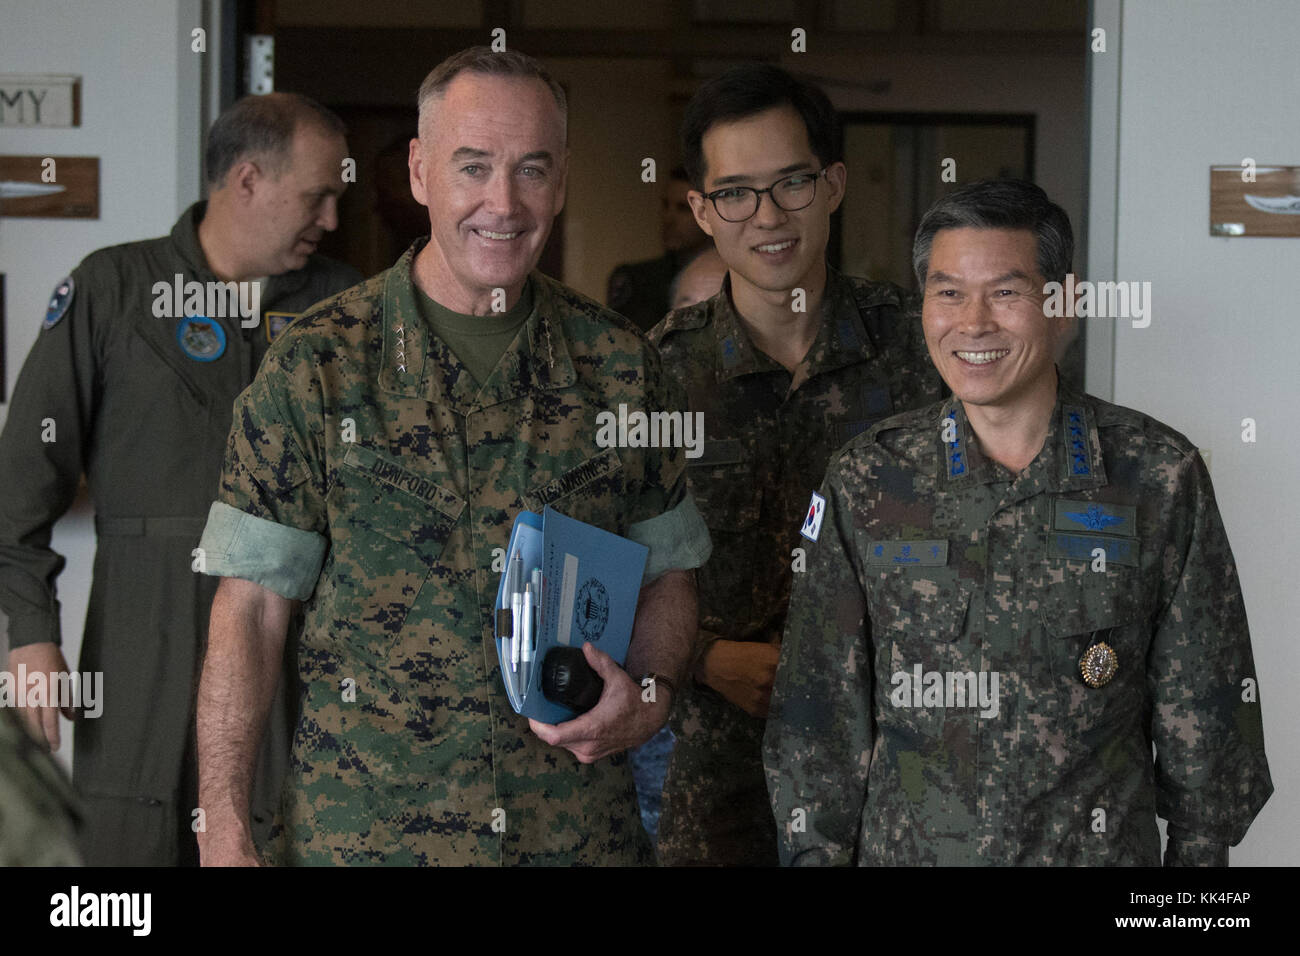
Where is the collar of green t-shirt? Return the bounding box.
[412,278,535,386]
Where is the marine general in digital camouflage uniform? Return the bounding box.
[0,93,359,865]
[652,65,943,866]
[765,179,1272,866]
[194,47,711,866]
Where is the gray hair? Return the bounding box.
[417,46,566,138]
[912,179,1073,288]
[205,92,345,187]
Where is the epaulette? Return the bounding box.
[1090,394,1198,458]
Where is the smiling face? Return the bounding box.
[409,72,567,312]
[921,226,1072,411]
[689,105,844,304]
[248,123,348,275]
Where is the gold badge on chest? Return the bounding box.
[1080,641,1119,688]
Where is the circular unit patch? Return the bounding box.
[176,316,227,362]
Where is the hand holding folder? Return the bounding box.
[494,506,648,723]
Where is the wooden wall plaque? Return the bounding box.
[0,155,100,219]
[1210,165,1300,237]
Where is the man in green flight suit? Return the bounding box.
[195,47,712,866]
[765,179,1273,865]
[0,92,361,865]
[651,64,944,866]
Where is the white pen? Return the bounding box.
[521,581,536,700]
[510,586,523,675]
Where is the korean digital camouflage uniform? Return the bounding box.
[0,202,360,865]
[765,378,1273,865]
[198,238,711,865]
[649,270,944,865]
[0,707,81,866]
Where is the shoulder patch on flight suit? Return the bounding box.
[175,316,226,362]
[42,276,74,330]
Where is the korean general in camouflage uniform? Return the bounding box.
[652,66,944,866]
[0,94,359,866]
[195,49,710,866]
[765,180,1272,866]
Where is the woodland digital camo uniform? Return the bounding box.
[198,239,712,865]
[650,270,944,865]
[765,379,1273,866]
[0,203,359,865]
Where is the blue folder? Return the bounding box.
[493,506,648,723]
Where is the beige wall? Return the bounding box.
[545,58,676,303]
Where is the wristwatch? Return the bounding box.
[637,672,677,703]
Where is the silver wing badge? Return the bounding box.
[1243,194,1300,214]
[0,181,68,199]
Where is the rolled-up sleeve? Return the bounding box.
[627,492,711,582]
[199,351,329,598]
[197,501,326,600]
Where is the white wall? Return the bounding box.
[0,0,209,771]
[1094,0,1299,865]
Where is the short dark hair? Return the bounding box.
[681,64,839,190]
[912,178,1074,288]
[204,92,346,187]
[417,46,566,137]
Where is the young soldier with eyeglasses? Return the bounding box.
[649,64,943,866]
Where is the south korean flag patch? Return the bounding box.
[800,492,826,542]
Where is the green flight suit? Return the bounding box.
[198,239,712,865]
[765,379,1273,865]
[0,202,360,865]
[650,271,944,865]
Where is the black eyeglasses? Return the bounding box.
[702,167,829,222]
